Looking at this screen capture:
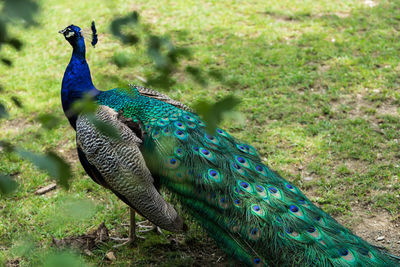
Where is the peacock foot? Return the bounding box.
[110,235,145,248]
[136,220,163,234]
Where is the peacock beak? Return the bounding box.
[58,28,67,34]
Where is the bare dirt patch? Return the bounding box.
[336,206,400,255]
[376,104,399,117]
[0,118,36,136]
[330,93,399,124]
[59,147,78,165]
[344,159,369,174]
[340,94,370,119]
[56,138,79,166]
[262,11,350,23]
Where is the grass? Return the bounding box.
[1,0,400,265]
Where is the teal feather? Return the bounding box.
[96,86,399,266]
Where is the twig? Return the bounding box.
[35,183,57,195]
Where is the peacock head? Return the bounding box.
[59,24,83,47]
[59,22,97,48]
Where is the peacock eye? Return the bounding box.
[65,30,75,38]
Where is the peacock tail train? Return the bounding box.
[95,85,399,267]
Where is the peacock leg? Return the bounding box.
[129,208,161,235]
[111,208,145,247]
[129,208,136,242]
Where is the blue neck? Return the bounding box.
[61,37,100,127]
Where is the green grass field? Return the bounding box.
[1,0,400,266]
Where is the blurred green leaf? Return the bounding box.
[0,140,14,152]
[10,96,23,108]
[147,36,191,72]
[87,114,121,141]
[0,20,6,43]
[0,0,39,68]
[12,238,35,258]
[43,251,88,267]
[1,58,12,66]
[48,197,96,232]
[17,149,72,189]
[167,47,191,63]
[208,69,224,81]
[146,72,176,90]
[0,174,18,195]
[0,103,9,118]
[37,114,60,130]
[112,52,130,68]
[7,37,23,50]
[70,96,121,140]
[63,198,96,221]
[148,35,167,69]
[145,35,192,90]
[2,0,39,25]
[194,95,241,134]
[110,11,140,45]
[185,66,207,86]
[109,11,195,91]
[69,94,98,115]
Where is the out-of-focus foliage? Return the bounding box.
[37,114,61,130]
[88,114,122,140]
[42,251,88,267]
[109,11,241,132]
[0,0,74,192]
[0,0,41,195]
[0,2,89,264]
[0,0,39,123]
[110,11,139,45]
[1,0,38,25]
[194,95,241,134]
[70,95,122,140]
[0,0,38,62]
[0,174,18,195]
[0,100,8,118]
[17,149,72,189]
[110,12,191,90]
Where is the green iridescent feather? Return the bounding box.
[97,86,399,267]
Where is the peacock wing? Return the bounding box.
[75,105,185,232]
[133,84,193,112]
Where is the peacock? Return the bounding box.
[59,22,400,266]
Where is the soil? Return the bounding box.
[336,207,400,255]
